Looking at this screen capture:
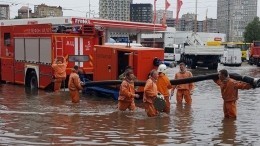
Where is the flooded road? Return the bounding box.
[0,63,260,145]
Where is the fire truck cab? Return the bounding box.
[249,41,260,66]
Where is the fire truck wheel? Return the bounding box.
[29,72,38,89]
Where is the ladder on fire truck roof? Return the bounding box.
[55,36,64,58]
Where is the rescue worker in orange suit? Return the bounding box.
[68,65,83,103]
[213,69,252,118]
[118,69,140,111]
[172,62,195,105]
[52,56,68,92]
[143,69,159,117]
[156,64,173,114]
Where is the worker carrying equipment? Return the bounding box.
[156,64,173,114]
[154,93,166,112]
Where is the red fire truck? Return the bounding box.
[0,17,166,92]
[0,22,103,89]
[248,41,260,66]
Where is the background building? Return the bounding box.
[203,18,218,33]
[156,10,173,23]
[34,4,63,18]
[217,0,258,41]
[18,4,63,19]
[130,4,152,23]
[99,0,133,21]
[0,4,10,19]
[164,13,217,33]
[18,6,33,19]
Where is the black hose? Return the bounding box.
[83,73,260,88]
[83,80,122,86]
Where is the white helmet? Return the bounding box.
[157,64,167,74]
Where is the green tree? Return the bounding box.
[244,17,260,42]
[14,16,22,19]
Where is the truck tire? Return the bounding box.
[212,63,218,70]
[256,58,260,67]
[186,59,191,67]
[248,57,253,65]
[29,71,38,90]
[208,63,218,70]
[236,63,242,67]
[190,60,196,69]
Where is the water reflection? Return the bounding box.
[173,104,193,144]
[138,115,170,145]
[25,87,39,97]
[213,118,237,145]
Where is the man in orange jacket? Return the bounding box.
[52,56,68,92]
[118,69,140,111]
[214,69,252,118]
[156,64,173,114]
[68,65,83,103]
[172,62,195,105]
[143,69,159,117]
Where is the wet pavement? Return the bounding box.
[0,63,260,145]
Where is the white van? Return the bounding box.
[221,47,242,66]
[164,46,181,62]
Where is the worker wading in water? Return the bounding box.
[118,66,134,80]
[213,69,252,118]
[172,62,195,105]
[118,69,140,111]
[51,56,68,92]
[68,65,83,103]
[143,69,159,117]
[156,64,173,114]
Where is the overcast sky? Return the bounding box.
[2,0,260,20]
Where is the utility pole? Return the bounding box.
[27,3,29,18]
[89,0,91,18]
[227,0,230,42]
[205,8,208,32]
[194,0,197,34]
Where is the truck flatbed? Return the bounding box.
[182,46,224,55]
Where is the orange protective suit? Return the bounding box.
[214,78,251,118]
[157,73,172,114]
[143,78,158,117]
[173,71,195,105]
[68,71,83,103]
[52,60,68,92]
[118,79,136,111]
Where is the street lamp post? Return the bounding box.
[86,10,98,18]
[27,3,29,18]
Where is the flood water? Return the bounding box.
[0,63,260,145]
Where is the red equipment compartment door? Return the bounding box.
[94,47,113,81]
[1,58,14,82]
[14,62,25,84]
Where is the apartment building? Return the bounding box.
[130,4,153,23]
[99,0,133,21]
[217,0,257,41]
